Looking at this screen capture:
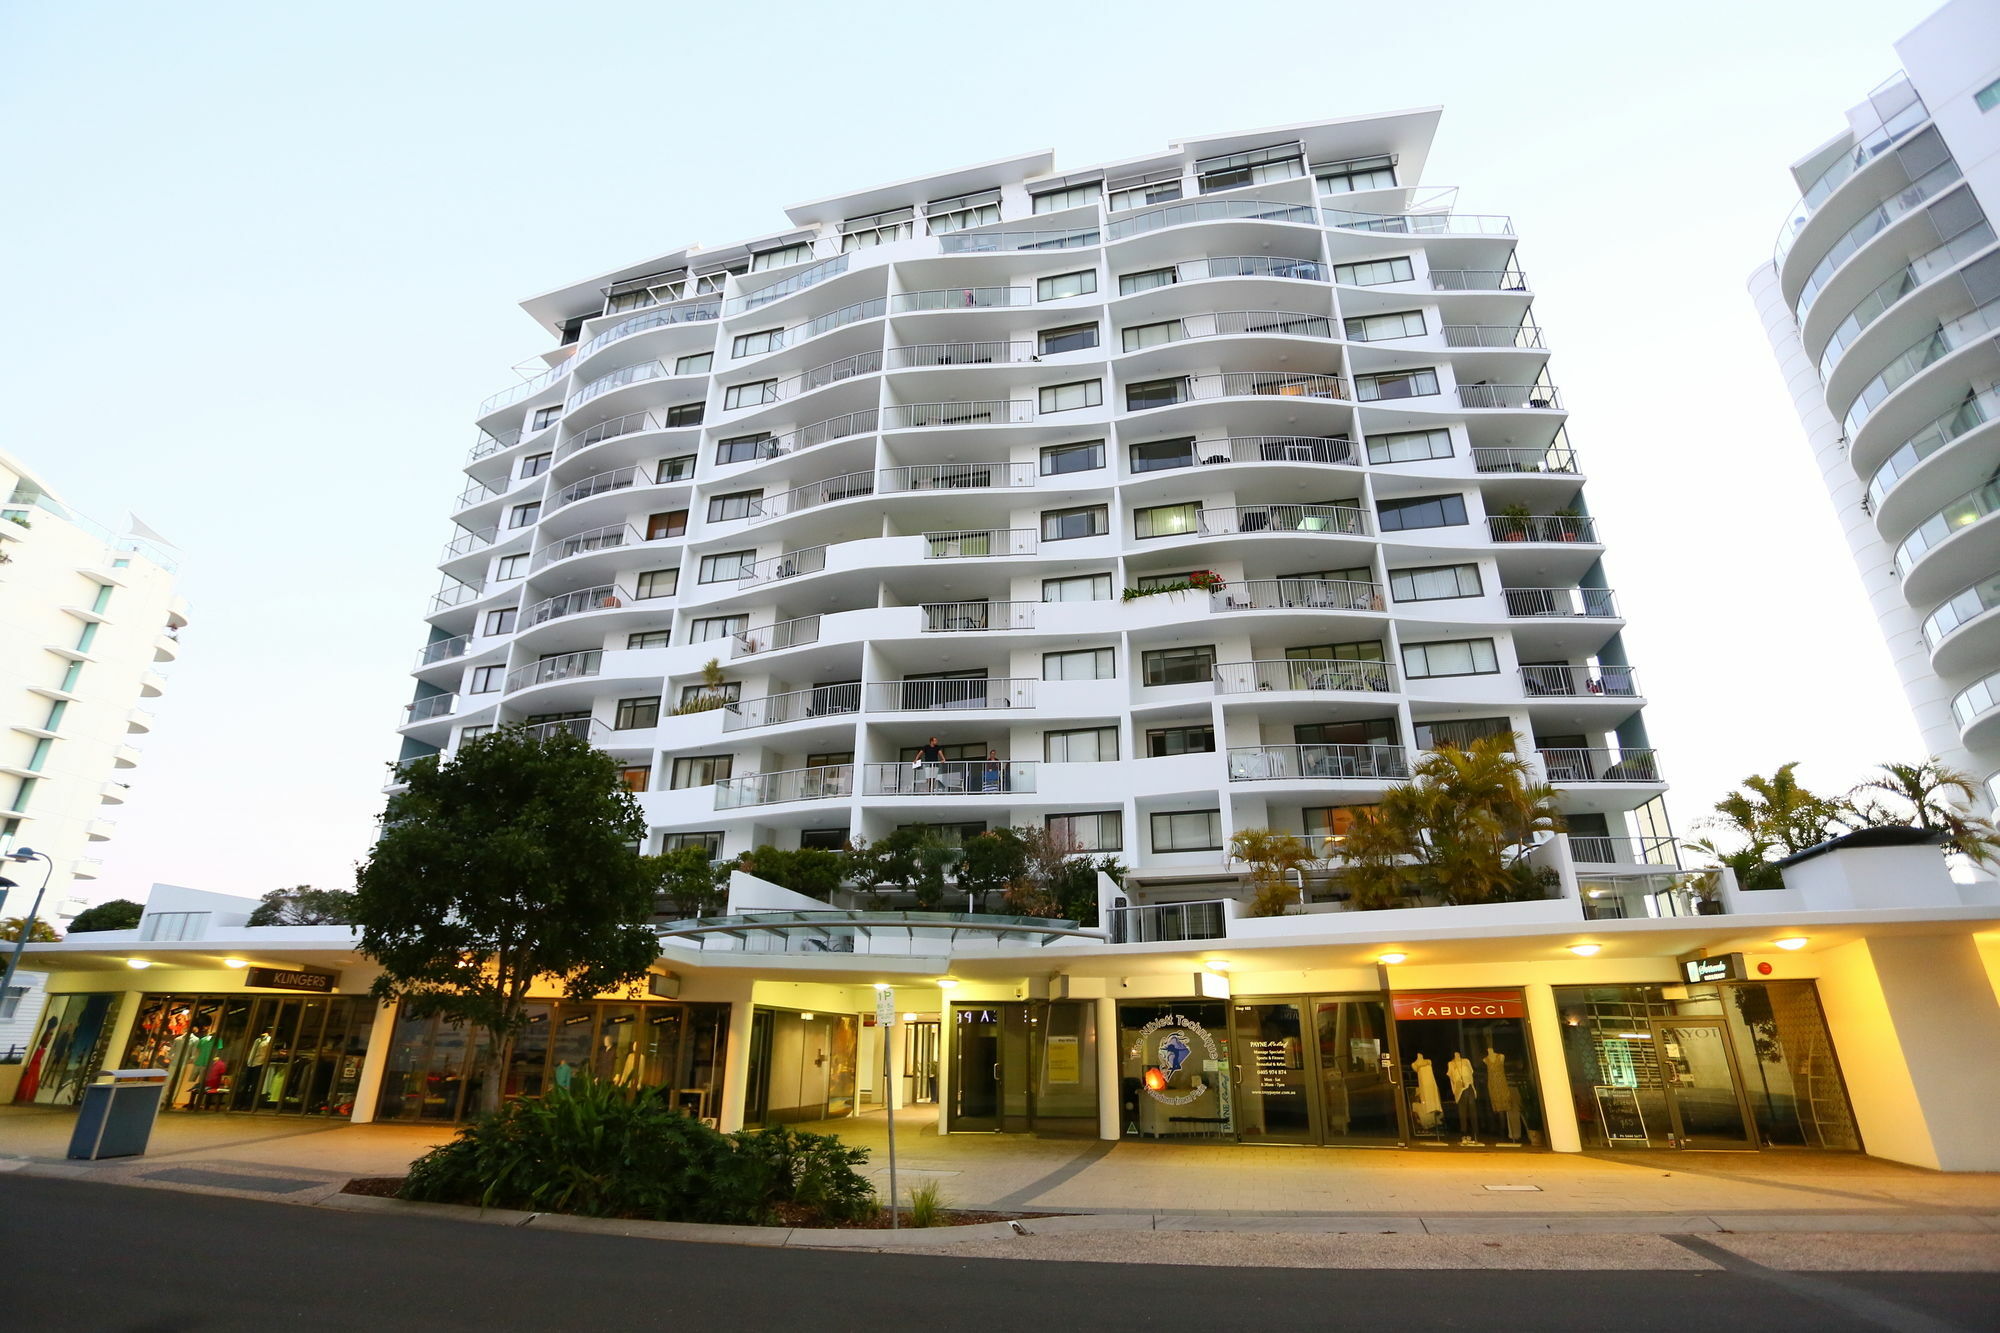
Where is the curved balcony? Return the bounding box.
[1443,324,1546,349]
[938,227,1099,254]
[1794,159,1963,317]
[751,470,876,523]
[521,717,599,744]
[1471,445,1579,474]
[1895,476,2000,601]
[1843,297,2000,437]
[1118,310,1334,350]
[521,582,634,629]
[428,580,484,615]
[505,649,602,695]
[1951,670,2000,744]
[1815,218,1995,378]
[530,523,646,573]
[723,683,862,732]
[1147,255,1328,284]
[1226,744,1410,781]
[404,693,458,724]
[1135,435,1357,473]
[548,466,651,512]
[717,409,880,468]
[1196,504,1367,538]
[1775,83,1928,265]
[1867,384,2000,512]
[1488,514,1598,544]
[1128,370,1350,412]
[864,677,1035,711]
[731,613,822,658]
[1209,578,1383,613]
[1213,658,1394,694]
[724,254,850,316]
[575,301,722,361]
[1323,209,1513,236]
[470,428,520,462]
[1457,384,1561,410]
[889,287,1031,313]
[887,341,1034,369]
[441,526,496,563]
[1504,587,1619,619]
[922,528,1038,558]
[742,298,887,361]
[723,350,883,410]
[883,400,1035,429]
[1522,664,1639,697]
[415,635,470,669]
[739,545,828,587]
[1924,573,2000,676]
[862,760,1038,795]
[1429,268,1529,292]
[478,357,574,415]
[554,410,691,465]
[1106,197,1318,241]
[716,763,854,810]
[920,600,1035,632]
[1538,748,1660,783]
[568,360,683,411]
[882,461,1038,494]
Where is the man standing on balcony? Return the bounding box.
[914,736,946,793]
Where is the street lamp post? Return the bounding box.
[0,848,57,1012]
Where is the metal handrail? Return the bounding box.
[406,694,458,722]
[726,350,884,409]
[751,470,876,522]
[416,635,470,667]
[469,429,520,461]
[1459,384,1562,409]
[738,545,830,587]
[1106,197,1318,240]
[530,523,643,572]
[521,717,598,744]
[1538,748,1661,783]
[521,582,629,627]
[1776,82,1929,261]
[1503,587,1618,618]
[1197,504,1367,536]
[722,409,881,465]
[1488,515,1597,543]
[1213,659,1395,694]
[723,682,862,731]
[1192,370,1347,402]
[887,341,1035,368]
[1209,579,1382,612]
[775,297,888,349]
[880,461,1036,492]
[865,677,1036,711]
[884,400,1035,428]
[442,527,497,561]
[715,763,855,809]
[1122,310,1332,348]
[1471,446,1579,473]
[1871,384,2000,511]
[576,301,721,358]
[555,411,671,462]
[723,254,850,315]
[1429,269,1529,291]
[922,528,1038,557]
[1141,435,1355,470]
[889,287,1031,313]
[1107,901,1228,943]
[1225,744,1410,780]
[428,581,484,614]
[505,650,603,694]
[920,601,1036,631]
[1567,835,1680,868]
[1521,664,1639,698]
[549,466,642,510]
[1443,324,1545,349]
[1323,210,1514,235]
[731,613,822,658]
[453,477,509,511]
[937,228,1099,254]
[1175,255,1327,282]
[1847,296,2000,437]
[862,760,1038,794]
[478,357,575,414]
[1796,158,1964,315]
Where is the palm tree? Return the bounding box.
[1704,762,1846,857]
[1229,827,1323,916]
[1849,759,2000,867]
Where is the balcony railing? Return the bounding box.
[416,635,469,667]
[1443,324,1545,349]
[722,682,862,732]
[1144,435,1356,471]
[1539,748,1661,783]
[726,350,884,410]
[1504,587,1618,618]
[570,360,673,409]
[731,613,822,658]
[1210,578,1383,612]
[739,545,829,587]
[575,301,720,358]
[429,581,483,614]
[555,410,678,463]
[1226,744,1411,781]
[1568,835,1680,868]
[728,409,881,465]
[890,287,1032,313]
[1459,384,1562,410]
[1191,370,1347,403]
[1580,870,1715,920]
[550,466,642,510]
[479,358,573,414]
[1174,255,1327,283]
[522,583,627,627]
[1123,310,1333,349]
[1522,664,1639,697]
[531,523,642,572]
[442,527,497,561]
[1323,210,1515,235]
[922,528,1038,558]
[724,254,850,315]
[406,694,457,723]
[752,471,875,523]
[1197,504,1367,537]
[921,601,1035,631]
[454,478,507,511]
[505,650,602,694]
[715,763,854,809]
[522,717,596,743]
[883,400,1036,428]
[1107,901,1227,943]
[887,341,1036,368]
[1213,659,1395,694]
[1106,198,1319,240]
[1472,445,1578,473]
[1429,269,1529,291]
[1489,515,1597,543]
[936,228,1099,254]
[881,461,1037,492]
[469,430,519,461]
[865,677,1035,711]
[862,760,1038,795]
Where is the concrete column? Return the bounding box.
[1522,982,1581,1153]
[1095,996,1120,1141]
[935,999,954,1135]
[98,987,144,1077]
[887,1016,904,1112]
[347,1001,400,1124]
[717,992,756,1132]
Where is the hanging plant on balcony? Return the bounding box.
[1120,568,1225,602]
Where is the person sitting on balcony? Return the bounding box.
[914,736,947,792]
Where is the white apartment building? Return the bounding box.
[0,450,187,1051]
[1751,0,2000,805]
[400,109,1681,916]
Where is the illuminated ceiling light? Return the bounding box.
[223,958,249,968]
[872,982,892,992]
[1567,943,1602,957]
[1773,936,1809,951]
[1376,951,1407,965]
[800,1013,815,1020]
[901,1013,917,1022]
[1204,959,1231,972]
[936,978,959,989]
[125,958,153,969]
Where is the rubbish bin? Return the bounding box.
[68,1069,170,1161]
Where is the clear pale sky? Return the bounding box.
[0,0,1943,905]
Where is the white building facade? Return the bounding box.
[399,110,1679,917]
[1750,0,2000,804]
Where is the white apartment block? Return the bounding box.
[0,450,186,1051]
[400,108,1679,917]
[1751,0,2000,805]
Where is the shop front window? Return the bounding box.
[1390,990,1543,1147]
[12,992,122,1106]
[1118,1001,1232,1139]
[116,992,376,1117]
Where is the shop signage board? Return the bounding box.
[1046,1034,1080,1084]
[647,971,681,999]
[1679,953,1745,984]
[875,986,897,1027]
[1390,990,1525,1020]
[1593,1085,1649,1141]
[243,966,337,993]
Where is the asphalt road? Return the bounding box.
[2,1174,1995,1332]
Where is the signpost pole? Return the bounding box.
[875,986,898,1229]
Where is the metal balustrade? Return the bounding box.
[887,341,1036,368]
[1123,310,1333,349]
[724,254,850,315]
[1141,435,1355,471]
[406,694,457,722]
[1176,255,1327,282]
[1106,197,1319,240]
[570,360,673,409]
[1213,659,1395,694]
[890,287,1032,313]
[1848,297,2000,437]
[1443,324,1545,348]
[1209,578,1383,612]
[1429,269,1529,291]
[429,581,483,613]
[1504,587,1619,618]
[1472,446,1579,473]
[522,583,629,627]
[1194,370,1347,403]
[416,635,469,667]
[751,470,876,522]
[727,350,884,409]
[1488,514,1597,543]
[922,528,1038,558]
[1567,835,1680,868]
[531,523,643,571]
[454,478,507,510]
[761,298,887,352]
[479,358,574,414]
[521,717,596,743]
[1107,901,1229,943]
[715,763,854,809]
[731,614,822,658]
[505,650,603,694]
[1868,385,2000,511]
[555,411,675,462]
[1538,748,1662,783]
[1460,384,1562,409]
[862,760,1037,795]
[937,228,1099,254]
[550,466,642,510]
[722,682,862,731]
[738,545,829,587]
[880,461,1036,492]
[865,677,1035,711]
[1197,504,1368,537]
[730,409,880,465]
[1225,744,1411,781]
[469,430,519,461]
[575,301,721,358]
[1323,210,1515,235]
[920,601,1035,631]
[883,400,1035,428]
[442,527,496,561]
[1521,664,1639,697]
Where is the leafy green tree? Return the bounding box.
[65,899,143,933]
[355,726,660,1110]
[1,916,59,942]
[959,829,1028,911]
[737,845,845,901]
[846,828,956,908]
[644,846,729,919]
[1848,759,2000,867]
[246,885,359,926]
[1692,762,1849,890]
[1229,827,1322,917]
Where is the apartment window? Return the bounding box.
[690,614,749,642]
[531,405,562,431]
[732,328,783,358]
[635,568,679,599]
[1042,573,1111,602]
[647,510,688,539]
[1133,502,1200,540]
[671,755,733,788]
[1049,810,1122,852]
[1146,724,1215,757]
[1390,563,1483,601]
[1129,437,1197,473]
[1197,144,1304,192]
[0,985,26,1020]
[1355,368,1440,401]
[1136,571,1202,591]
[1040,440,1104,475]
[1366,428,1454,464]
[1344,310,1426,342]
[805,749,854,769]
[1142,645,1216,686]
[614,696,661,729]
[1044,726,1118,762]
[895,820,988,843]
[707,490,761,522]
[1039,380,1103,414]
[1318,155,1397,193]
[897,740,988,764]
[508,501,541,529]
[680,681,741,707]
[674,352,714,376]
[1039,323,1100,355]
[1108,176,1183,212]
[1976,77,2000,112]
[1151,809,1222,852]
[1332,256,1414,286]
[1119,266,1176,295]
[926,195,1002,234]
[1377,494,1467,532]
[627,629,671,650]
[664,830,725,857]
[617,765,653,792]
[1036,270,1098,301]
[1031,182,1101,213]
[724,381,776,410]
[657,455,696,483]
[1297,719,1396,747]
[469,665,504,694]
[1287,640,1385,665]
[1126,377,1187,410]
[716,434,774,465]
[459,725,494,745]
[840,216,914,251]
[1121,320,1180,353]
[798,827,849,851]
[695,263,747,292]
[1042,504,1107,541]
[665,402,706,427]
[484,608,517,635]
[520,452,552,478]
[1044,647,1114,680]
[699,550,755,583]
[750,242,812,271]
[1415,716,1512,750]
[1402,638,1499,679]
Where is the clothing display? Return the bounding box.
[1448,1052,1478,1142]
[1411,1054,1443,1128]
[1484,1048,1524,1141]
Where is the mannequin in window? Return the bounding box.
[1484,1047,1522,1142]
[1410,1053,1442,1131]
[1448,1051,1477,1144]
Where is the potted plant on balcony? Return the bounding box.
[1690,871,1726,915]
[1551,506,1582,541]
[1495,503,1531,541]
[599,592,623,608]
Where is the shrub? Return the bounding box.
[731,1124,878,1222]
[906,1178,948,1228]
